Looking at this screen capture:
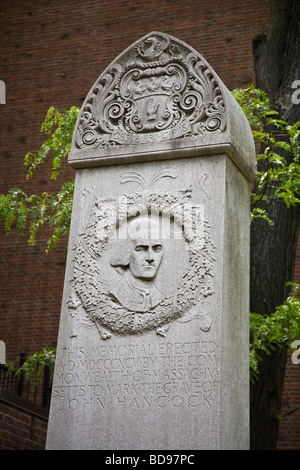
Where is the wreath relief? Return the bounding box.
[67,170,215,339]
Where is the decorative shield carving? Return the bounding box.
[74,32,226,149]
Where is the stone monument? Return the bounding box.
[46,32,256,450]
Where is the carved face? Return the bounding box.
[129,239,163,281]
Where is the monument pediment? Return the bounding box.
[69,32,256,181]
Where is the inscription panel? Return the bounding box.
[51,339,220,413]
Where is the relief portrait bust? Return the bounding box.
[109,217,164,313]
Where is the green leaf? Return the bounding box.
[250,283,300,382]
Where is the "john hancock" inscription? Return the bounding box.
[51,340,220,412]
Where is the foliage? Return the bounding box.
[233,86,300,386]
[0,106,78,253]
[24,106,79,180]
[232,84,300,225]
[250,283,300,384]
[15,347,56,390]
[0,183,74,253]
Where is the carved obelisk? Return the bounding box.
[46,32,256,450]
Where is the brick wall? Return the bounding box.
[0,390,48,450]
[1,0,299,450]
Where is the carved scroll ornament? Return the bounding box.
[74,32,226,149]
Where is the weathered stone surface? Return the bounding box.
[46,32,255,450]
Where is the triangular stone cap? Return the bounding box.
[69,32,256,181]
